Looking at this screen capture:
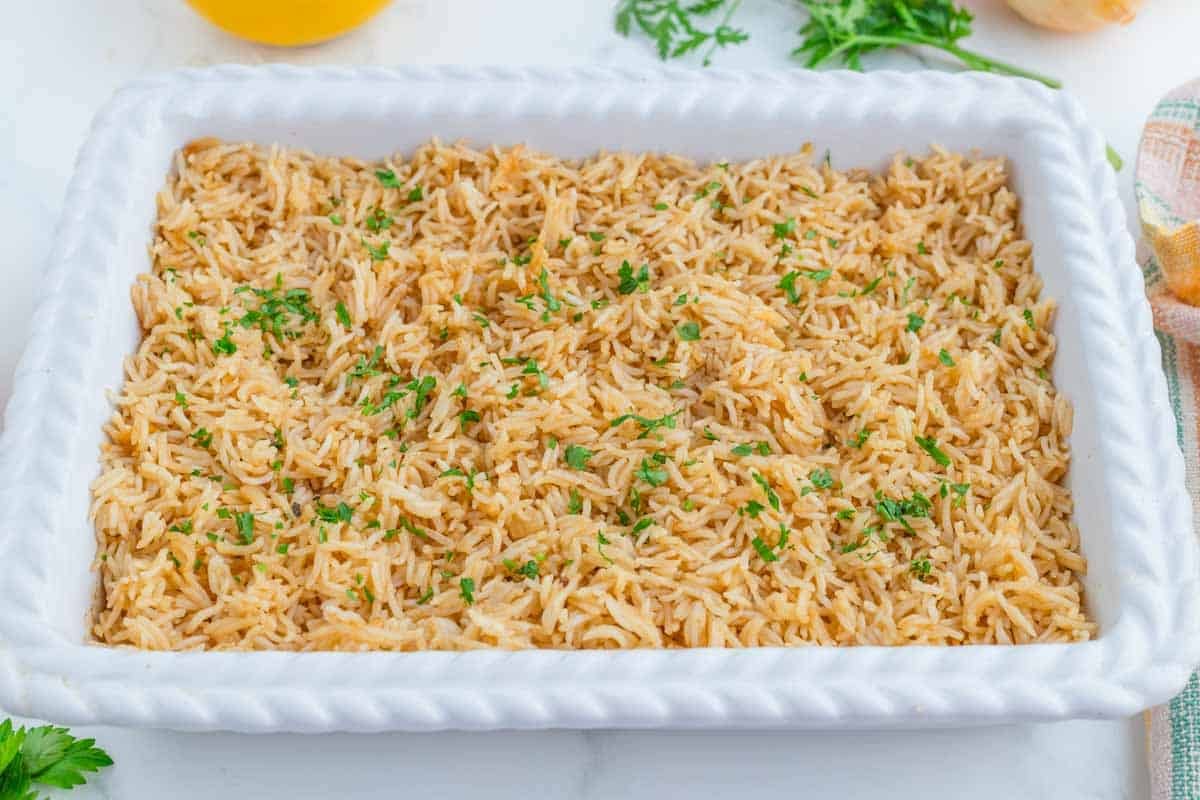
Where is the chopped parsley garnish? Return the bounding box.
[835,509,855,520]
[349,345,384,381]
[674,293,688,306]
[567,488,583,514]
[459,577,475,605]
[169,519,193,534]
[914,435,951,466]
[773,217,796,239]
[906,313,925,333]
[188,230,206,245]
[910,558,932,578]
[677,321,701,341]
[861,276,882,294]
[537,267,562,319]
[365,207,393,232]
[440,467,484,494]
[234,512,255,545]
[654,202,669,211]
[362,238,390,261]
[617,260,652,294]
[416,587,434,604]
[1024,308,1036,330]
[751,524,789,563]
[875,490,932,533]
[991,328,1002,345]
[505,383,519,399]
[917,241,928,255]
[520,359,550,390]
[174,391,188,407]
[902,276,916,304]
[452,382,468,398]
[702,426,718,441]
[635,458,669,487]
[564,444,594,471]
[211,327,237,356]
[335,301,352,328]
[778,271,802,304]
[407,185,424,202]
[375,169,402,188]
[610,409,681,439]
[801,268,832,282]
[473,313,490,328]
[694,180,722,199]
[458,409,481,431]
[847,428,870,449]
[588,231,606,242]
[732,441,770,457]
[504,558,540,580]
[741,500,765,518]
[329,213,344,225]
[804,229,818,240]
[191,427,213,449]
[315,501,353,524]
[597,531,614,564]
[631,517,654,537]
[808,468,834,490]
[751,472,781,511]
[405,375,437,418]
[938,349,955,366]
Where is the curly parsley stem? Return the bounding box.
[820,33,1061,89]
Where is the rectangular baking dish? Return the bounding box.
[0,66,1196,733]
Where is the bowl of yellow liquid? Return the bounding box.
[186,0,391,46]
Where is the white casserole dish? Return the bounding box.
[0,65,1196,733]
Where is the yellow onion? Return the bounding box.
[1005,0,1144,32]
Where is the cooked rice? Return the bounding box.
[89,138,1094,650]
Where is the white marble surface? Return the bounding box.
[4,0,1199,797]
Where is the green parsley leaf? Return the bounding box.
[190,427,213,449]
[610,409,681,439]
[408,185,424,202]
[617,260,652,294]
[504,558,540,580]
[938,349,955,366]
[794,0,1061,89]
[847,428,870,449]
[906,313,925,333]
[234,512,255,545]
[459,577,476,605]
[505,383,519,399]
[335,301,352,328]
[375,169,402,188]
[653,202,669,211]
[778,271,802,304]
[915,435,951,466]
[835,508,855,520]
[365,207,393,232]
[597,530,614,564]
[751,471,781,511]
[910,558,932,578]
[677,321,701,341]
[809,468,834,489]
[361,238,390,261]
[1024,308,1037,330]
[773,217,796,239]
[567,488,584,514]
[635,458,669,487]
[564,444,594,470]
[861,276,882,295]
[16,723,114,791]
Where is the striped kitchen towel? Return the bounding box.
[1146,252,1200,800]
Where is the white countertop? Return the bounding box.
[4,1,1198,797]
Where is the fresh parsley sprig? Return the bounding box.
[615,0,749,66]
[0,719,113,797]
[795,0,1061,89]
